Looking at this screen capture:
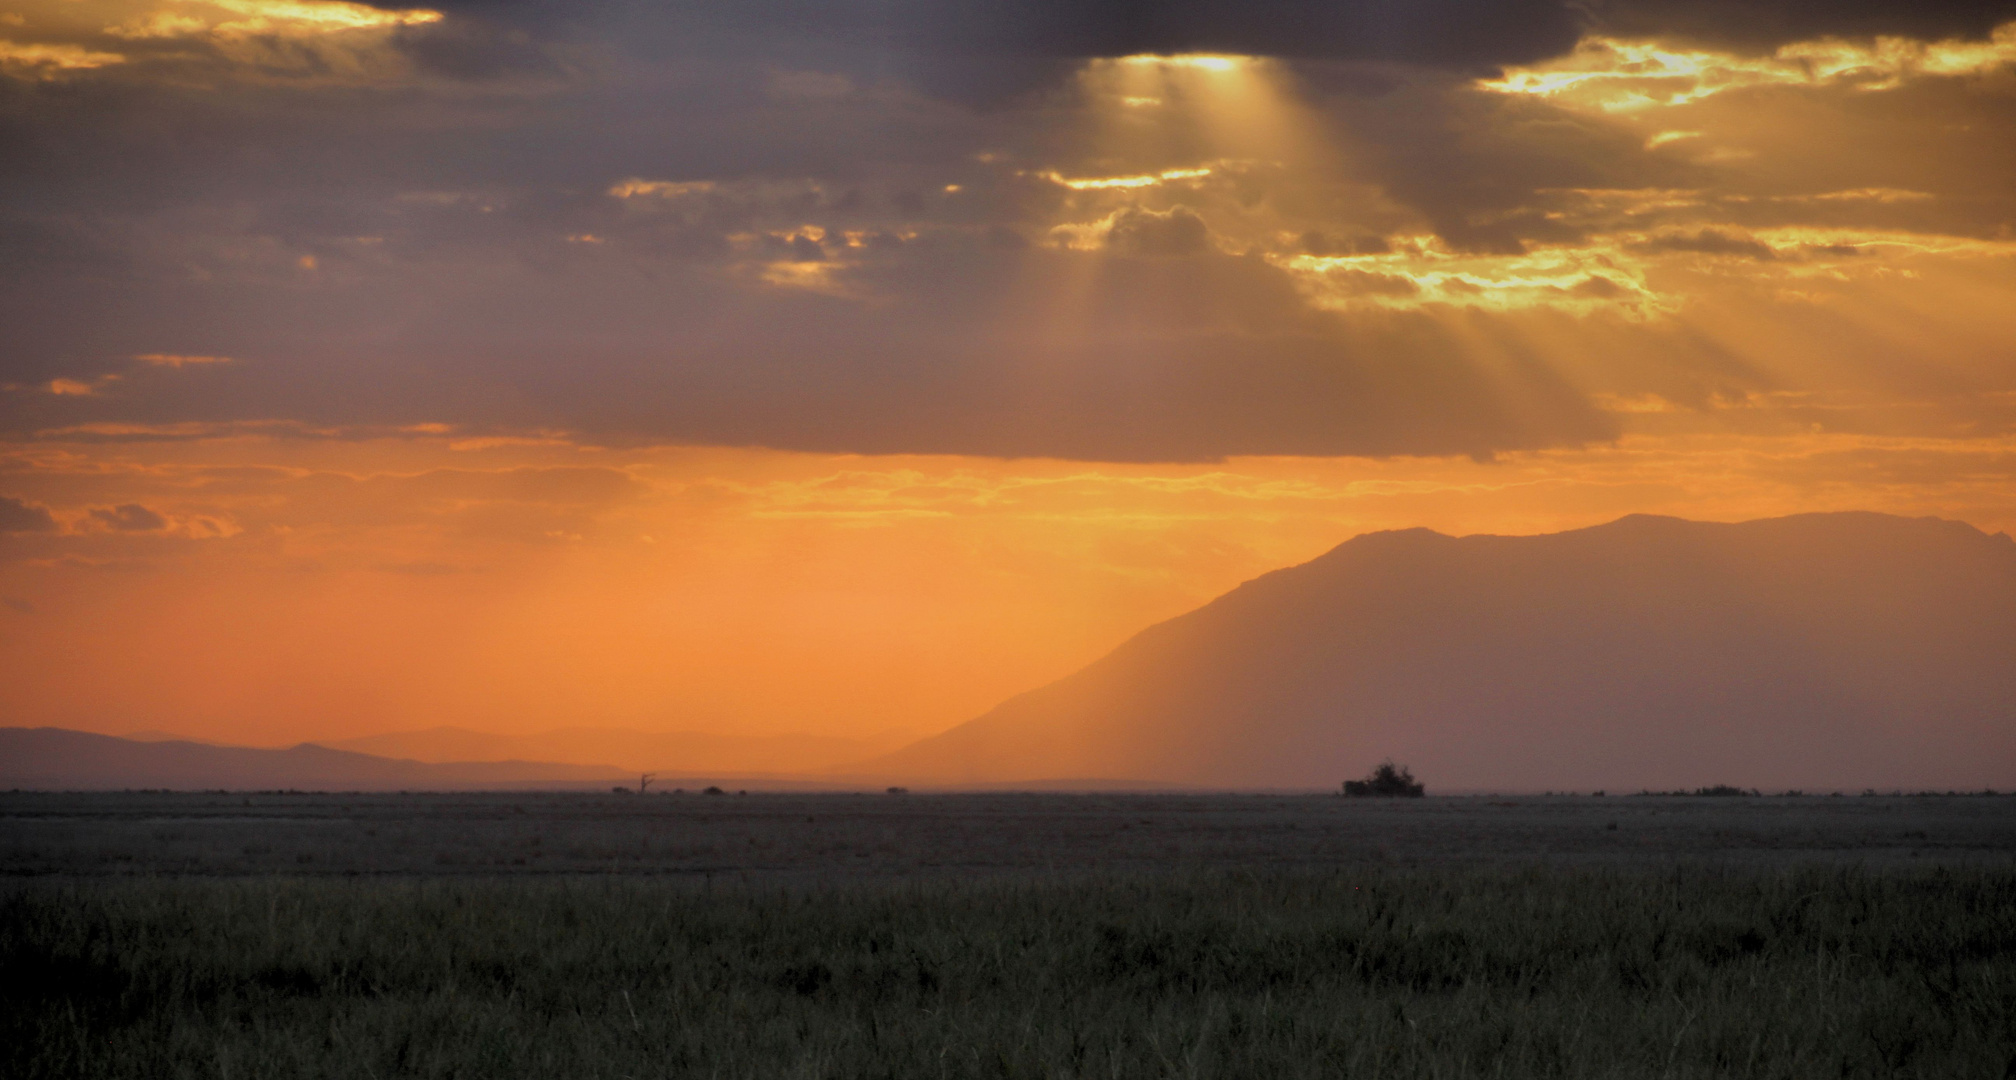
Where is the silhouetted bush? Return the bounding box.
[1343,761,1424,798]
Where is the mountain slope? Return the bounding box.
[866,513,2016,791]
[0,728,631,791]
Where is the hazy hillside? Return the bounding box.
[865,513,2016,791]
[325,726,915,775]
[0,729,631,791]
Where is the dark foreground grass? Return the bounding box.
[6,867,2015,1079]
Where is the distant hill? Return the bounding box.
[122,730,246,747]
[324,726,915,775]
[0,728,631,791]
[863,513,2016,791]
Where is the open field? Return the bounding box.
[5,790,2016,879]
[8,866,2016,1079]
[6,794,2015,1078]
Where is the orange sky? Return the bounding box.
[2,2,2014,750]
[5,429,2013,746]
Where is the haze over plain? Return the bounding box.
[2,0,2014,782]
[871,512,2016,790]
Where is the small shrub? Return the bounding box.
[1343,761,1424,798]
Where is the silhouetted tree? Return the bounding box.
[1343,761,1424,797]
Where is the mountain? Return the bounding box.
[0,728,632,791]
[864,513,2016,791]
[324,726,915,775]
[122,730,248,747]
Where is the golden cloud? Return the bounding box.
[1481,21,2016,111]
[107,0,440,40]
[0,39,125,76]
[44,374,127,397]
[1030,166,1216,191]
[0,0,445,84]
[608,179,718,200]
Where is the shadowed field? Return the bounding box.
[7,867,2016,1079]
[4,791,2015,879]
[5,793,2015,1078]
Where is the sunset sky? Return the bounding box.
[3,0,2014,750]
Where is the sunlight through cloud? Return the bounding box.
[1482,21,2016,111]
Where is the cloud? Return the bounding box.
[88,503,168,531]
[1104,206,1212,256]
[134,353,234,367]
[0,40,125,77]
[1481,22,2016,110]
[2,0,450,87]
[902,0,1586,69]
[2,2,2014,464]
[1586,0,2016,50]
[0,495,58,533]
[1628,228,1779,259]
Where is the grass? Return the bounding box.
[6,866,2016,1079]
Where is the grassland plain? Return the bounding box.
[6,791,2016,878]
[8,867,2016,1079]
[4,793,2016,1079]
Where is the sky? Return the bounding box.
[2,0,2014,750]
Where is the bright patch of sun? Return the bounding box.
[758,260,843,293]
[608,179,716,199]
[200,0,442,32]
[1033,167,1213,191]
[1119,54,1243,72]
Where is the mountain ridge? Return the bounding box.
[861,511,2016,790]
[0,728,635,791]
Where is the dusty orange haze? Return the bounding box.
[5,430,2014,749]
[3,5,2015,752]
